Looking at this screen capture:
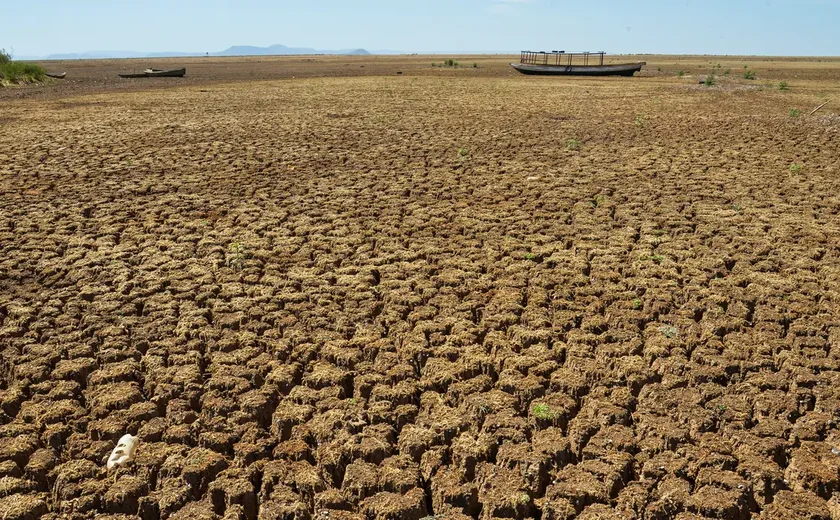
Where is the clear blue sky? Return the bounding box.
[5,0,840,57]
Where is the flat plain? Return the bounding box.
[2,54,840,519]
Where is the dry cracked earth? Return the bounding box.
[2,56,840,519]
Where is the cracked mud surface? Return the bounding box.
[2,56,840,519]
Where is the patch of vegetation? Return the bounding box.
[743,69,756,80]
[789,163,804,174]
[649,254,666,264]
[589,194,606,208]
[779,81,790,91]
[632,299,642,310]
[677,70,685,78]
[433,59,462,68]
[659,324,679,338]
[457,147,470,158]
[565,138,581,150]
[0,49,46,85]
[531,403,558,420]
[634,115,645,127]
[788,108,801,118]
[472,63,478,68]
[524,253,537,262]
[703,73,716,87]
[227,242,250,271]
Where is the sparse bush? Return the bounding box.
[703,73,716,86]
[565,138,580,150]
[457,147,469,158]
[789,163,803,174]
[472,63,478,68]
[0,49,10,65]
[677,70,685,77]
[779,81,790,91]
[744,70,756,80]
[788,108,801,118]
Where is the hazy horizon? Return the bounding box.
[5,0,840,58]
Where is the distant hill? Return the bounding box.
[217,44,370,57]
[32,44,373,60]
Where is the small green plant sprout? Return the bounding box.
[632,299,642,310]
[531,403,557,420]
[649,253,665,264]
[565,138,581,150]
[517,493,531,505]
[779,81,790,91]
[789,163,804,174]
[788,108,801,118]
[743,70,756,80]
[524,253,537,262]
[457,147,469,158]
[227,242,249,271]
[634,115,645,126]
[703,73,716,87]
[677,70,685,78]
[589,194,606,208]
[659,324,679,338]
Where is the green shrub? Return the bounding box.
[788,108,801,118]
[0,61,46,83]
[677,70,685,77]
[0,49,11,65]
[743,70,756,80]
[779,81,790,91]
[703,73,716,86]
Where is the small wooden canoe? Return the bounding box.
[46,72,66,79]
[510,62,645,77]
[118,68,186,78]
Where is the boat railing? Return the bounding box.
[520,51,606,67]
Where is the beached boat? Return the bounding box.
[46,72,66,79]
[511,51,645,77]
[118,68,186,78]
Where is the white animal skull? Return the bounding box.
[107,434,138,470]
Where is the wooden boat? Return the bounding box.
[118,68,186,78]
[511,51,645,77]
[46,72,66,79]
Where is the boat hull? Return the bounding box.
[510,62,645,77]
[118,68,186,78]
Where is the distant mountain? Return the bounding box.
[217,44,370,56]
[33,44,372,60]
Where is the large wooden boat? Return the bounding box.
[511,51,645,77]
